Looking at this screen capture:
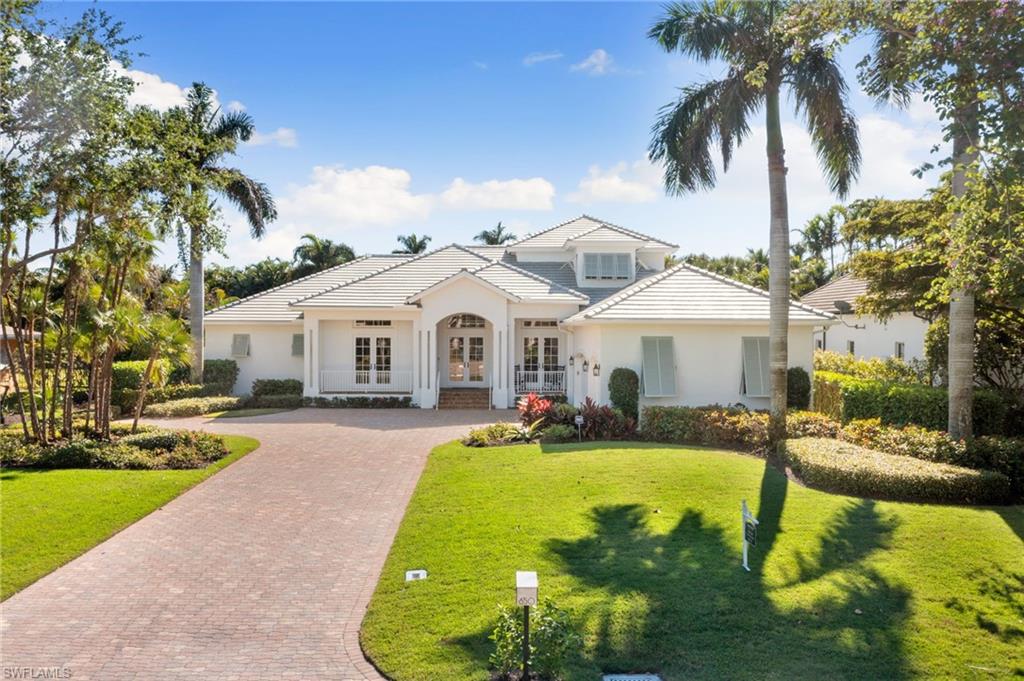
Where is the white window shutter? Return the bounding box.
[616,253,631,279]
[741,337,769,397]
[292,333,304,356]
[231,334,250,357]
[583,253,598,278]
[642,336,676,397]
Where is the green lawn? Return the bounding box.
[0,434,260,600]
[362,441,1024,681]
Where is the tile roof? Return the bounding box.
[565,262,835,323]
[204,255,411,323]
[502,255,660,305]
[510,215,677,249]
[799,275,869,313]
[406,261,589,304]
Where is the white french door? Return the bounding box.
[447,335,486,386]
[354,334,393,388]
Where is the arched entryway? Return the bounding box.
[437,313,492,388]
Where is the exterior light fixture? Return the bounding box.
[593,363,601,377]
[568,355,575,367]
[582,359,590,373]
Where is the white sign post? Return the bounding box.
[741,500,758,572]
[516,571,538,678]
[574,414,584,442]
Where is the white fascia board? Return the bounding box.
[203,318,302,325]
[562,317,834,327]
[405,270,521,303]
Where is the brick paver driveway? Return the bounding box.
[1,408,509,680]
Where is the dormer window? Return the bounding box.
[583,253,631,282]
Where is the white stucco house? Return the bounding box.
[801,275,929,362]
[205,216,835,409]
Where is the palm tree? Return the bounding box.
[392,233,431,254]
[648,0,860,442]
[292,233,355,277]
[166,83,277,383]
[474,221,517,245]
[131,313,191,433]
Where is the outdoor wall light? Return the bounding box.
[568,355,575,367]
[593,363,601,376]
[582,359,590,373]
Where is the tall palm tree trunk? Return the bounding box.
[189,224,204,384]
[947,119,978,441]
[765,83,790,445]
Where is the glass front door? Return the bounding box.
[355,335,392,386]
[448,335,485,385]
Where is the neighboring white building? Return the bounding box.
[801,275,929,362]
[205,216,836,409]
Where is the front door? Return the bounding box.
[448,335,485,385]
[355,335,392,387]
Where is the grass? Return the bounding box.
[0,434,260,600]
[362,441,1024,681]
[210,407,295,419]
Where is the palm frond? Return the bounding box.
[213,110,255,143]
[649,72,761,195]
[648,0,747,61]
[217,169,277,238]
[859,30,915,109]
[787,47,861,198]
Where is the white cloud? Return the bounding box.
[569,160,661,204]
[277,165,434,230]
[247,127,298,148]
[523,51,563,66]
[122,67,190,110]
[440,177,555,211]
[227,100,247,113]
[473,61,489,70]
[570,49,614,76]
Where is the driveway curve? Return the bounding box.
[1,408,508,680]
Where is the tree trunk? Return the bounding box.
[132,352,157,433]
[189,225,205,384]
[947,121,978,441]
[765,83,791,445]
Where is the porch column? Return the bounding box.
[507,315,517,408]
[422,325,437,408]
[304,315,319,396]
[412,317,422,405]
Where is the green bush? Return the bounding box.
[119,430,183,451]
[969,436,1024,498]
[118,382,234,411]
[813,371,1005,434]
[144,396,243,417]
[641,406,770,455]
[111,359,170,406]
[787,410,842,439]
[787,367,811,409]
[202,359,239,392]
[813,349,925,383]
[251,378,303,397]
[245,394,304,409]
[608,368,639,419]
[462,422,527,447]
[783,437,1010,505]
[490,598,580,680]
[303,395,412,408]
[540,424,577,443]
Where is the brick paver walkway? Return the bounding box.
[1,408,509,680]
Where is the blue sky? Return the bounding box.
[45,2,946,268]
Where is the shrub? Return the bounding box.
[144,396,243,418]
[251,378,302,397]
[202,359,239,392]
[578,397,636,441]
[813,371,1005,434]
[787,367,811,409]
[969,436,1024,498]
[517,393,553,427]
[783,437,1010,504]
[786,410,842,439]
[0,429,230,470]
[303,395,412,408]
[608,368,639,419]
[540,424,577,443]
[641,405,770,455]
[111,359,170,406]
[462,422,527,447]
[490,598,580,680]
[119,383,231,411]
[813,349,925,383]
[246,394,304,409]
[119,430,183,451]
[548,402,579,427]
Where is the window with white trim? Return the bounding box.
[894,341,905,360]
[641,336,677,397]
[741,337,770,397]
[291,333,304,356]
[354,320,391,327]
[522,320,558,328]
[231,334,250,357]
[447,313,485,328]
[582,253,631,281]
[847,340,855,355]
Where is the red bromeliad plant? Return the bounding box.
[517,393,552,427]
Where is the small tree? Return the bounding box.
[131,314,191,432]
[608,367,639,419]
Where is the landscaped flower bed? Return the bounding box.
[0,424,230,470]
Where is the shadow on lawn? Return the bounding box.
[455,462,913,680]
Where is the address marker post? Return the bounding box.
[516,571,538,678]
[741,499,758,572]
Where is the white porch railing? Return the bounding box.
[515,369,566,395]
[320,370,413,394]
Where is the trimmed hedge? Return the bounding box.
[787,367,811,409]
[640,406,771,455]
[111,359,170,407]
[251,378,302,397]
[119,382,233,411]
[202,359,239,392]
[145,396,244,417]
[245,394,304,409]
[608,368,639,419]
[303,395,413,409]
[0,428,229,470]
[783,438,1010,505]
[813,371,1006,435]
